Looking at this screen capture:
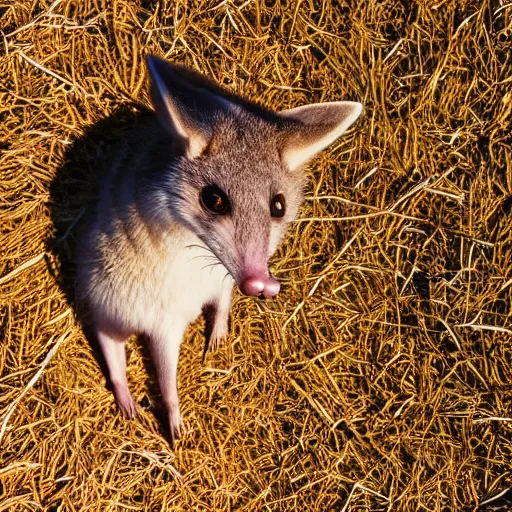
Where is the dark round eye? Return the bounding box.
[200,185,231,215]
[270,194,286,218]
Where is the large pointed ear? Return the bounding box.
[147,56,236,159]
[279,101,363,171]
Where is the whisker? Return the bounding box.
[188,254,218,263]
[222,271,233,286]
[186,241,229,278]
[201,262,224,272]
[186,243,218,261]
[186,244,208,251]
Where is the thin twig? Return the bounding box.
[0,329,72,444]
[18,51,91,97]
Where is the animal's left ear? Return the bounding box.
[147,55,237,159]
[279,101,363,171]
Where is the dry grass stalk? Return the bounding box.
[1,0,511,510]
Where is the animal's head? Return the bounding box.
[147,56,362,298]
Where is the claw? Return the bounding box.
[208,325,228,351]
[113,383,137,420]
[168,404,182,445]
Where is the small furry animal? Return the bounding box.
[76,56,362,442]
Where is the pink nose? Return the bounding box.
[240,275,281,298]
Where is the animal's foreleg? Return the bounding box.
[204,280,233,352]
[96,326,137,419]
[149,322,186,444]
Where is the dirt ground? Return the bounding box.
[1,1,511,510]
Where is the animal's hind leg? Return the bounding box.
[96,326,137,419]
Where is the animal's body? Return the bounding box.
[76,56,362,442]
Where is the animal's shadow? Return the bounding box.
[48,102,212,444]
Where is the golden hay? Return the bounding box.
[1,1,511,510]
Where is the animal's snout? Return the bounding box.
[240,274,281,298]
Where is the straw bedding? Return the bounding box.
[1,1,511,510]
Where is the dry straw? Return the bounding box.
[1,1,511,511]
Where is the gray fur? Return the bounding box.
[76,56,362,442]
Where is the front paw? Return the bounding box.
[167,403,182,445]
[112,383,138,420]
[208,323,228,351]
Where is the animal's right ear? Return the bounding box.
[147,56,235,159]
[279,101,363,171]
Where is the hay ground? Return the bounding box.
[1,0,511,510]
